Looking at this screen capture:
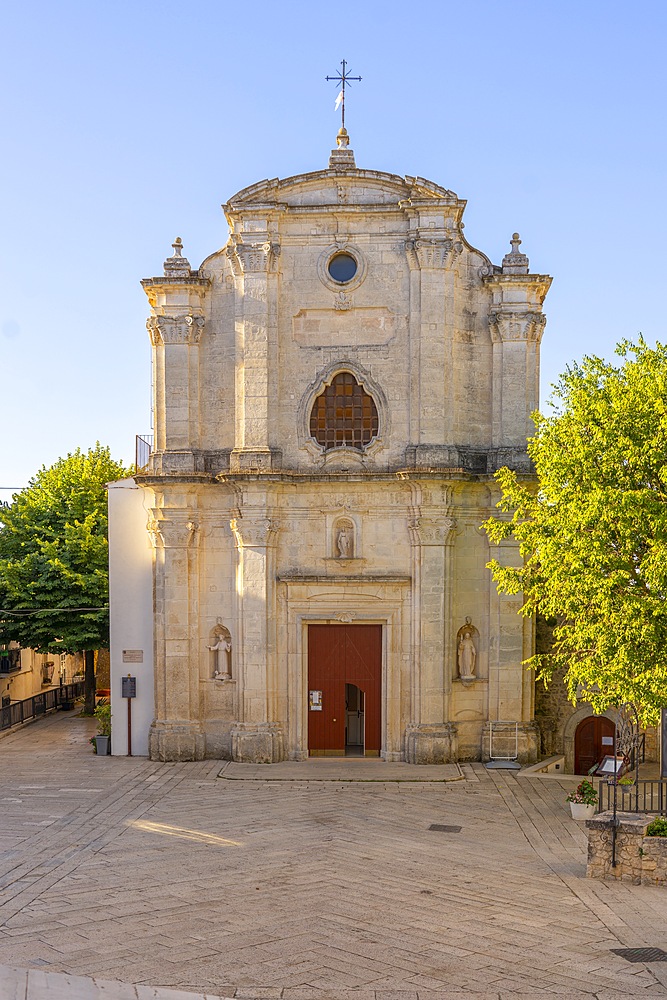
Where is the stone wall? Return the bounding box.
[586,812,667,885]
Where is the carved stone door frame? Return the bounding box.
[277,576,411,761]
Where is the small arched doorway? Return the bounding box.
[574,715,615,775]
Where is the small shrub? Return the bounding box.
[93,700,111,737]
[566,779,598,805]
[646,818,667,837]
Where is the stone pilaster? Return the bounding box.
[148,505,204,761]
[228,233,281,472]
[405,481,458,763]
[404,223,464,465]
[229,504,285,762]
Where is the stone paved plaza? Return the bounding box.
[2,712,667,999]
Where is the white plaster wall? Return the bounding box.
[108,478,154,756]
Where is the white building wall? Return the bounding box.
[108,477,154,756]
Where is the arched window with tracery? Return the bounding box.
[309,371,379,451]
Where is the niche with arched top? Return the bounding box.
[456,620,480,682]
[333,518,355,559]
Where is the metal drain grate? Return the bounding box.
[428,824,462,833]
[612,948,667,963]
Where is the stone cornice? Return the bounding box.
[483,272,552,300]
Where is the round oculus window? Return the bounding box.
[327,252,358,283]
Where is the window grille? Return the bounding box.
[310,372,378,450]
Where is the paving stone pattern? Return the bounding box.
[1,712,667,999]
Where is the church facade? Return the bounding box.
[110,131,552,764]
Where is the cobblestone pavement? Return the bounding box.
[1,712,667,999]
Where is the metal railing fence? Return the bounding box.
[0,681,85,733]
[597,779,667,816]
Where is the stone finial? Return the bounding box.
[336,127,350,148]
[501,232,530,274]
[329,128,356,171]
[164,236,192,277]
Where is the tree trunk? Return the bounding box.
[84,649,96,714]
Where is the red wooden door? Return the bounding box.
[574,716,615,774]
[308,624,381,756]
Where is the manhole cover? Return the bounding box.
[611,948,667,963]
[428,824,462,833]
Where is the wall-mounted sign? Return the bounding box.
[122,650,143,664]
[309,690,322,711]
[121,676,137,699]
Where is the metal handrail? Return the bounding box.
[0,681,85,733]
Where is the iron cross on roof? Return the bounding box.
[326,60,362,130]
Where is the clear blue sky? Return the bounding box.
[2,0,665,490]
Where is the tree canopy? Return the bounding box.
[0,444,129,654]
[484,338,667,726]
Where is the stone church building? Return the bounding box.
[108,129,552,764]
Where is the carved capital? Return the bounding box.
[230,515,279,548]
[408,514,456,546]
[148,513,199,548]
[489,311,547,344]
[405,237,462,270]
[229,238,280,274]
[147,314,205,346]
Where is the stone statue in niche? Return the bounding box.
[456,618,479,682]
[208,627,232,679]
[336,521,354,559]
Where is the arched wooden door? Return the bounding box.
[574,715,615,774]
[308,624,381,756]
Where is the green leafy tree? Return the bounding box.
[484,338,667,726]
[0,444,129,712]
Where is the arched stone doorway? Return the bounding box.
[574,715,615,775]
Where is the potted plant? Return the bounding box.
[618,774,635,794]
[567,779,598,820]
[92,700,111,755]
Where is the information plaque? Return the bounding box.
[121,676,137,699]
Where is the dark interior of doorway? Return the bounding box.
[345,683,365,756]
